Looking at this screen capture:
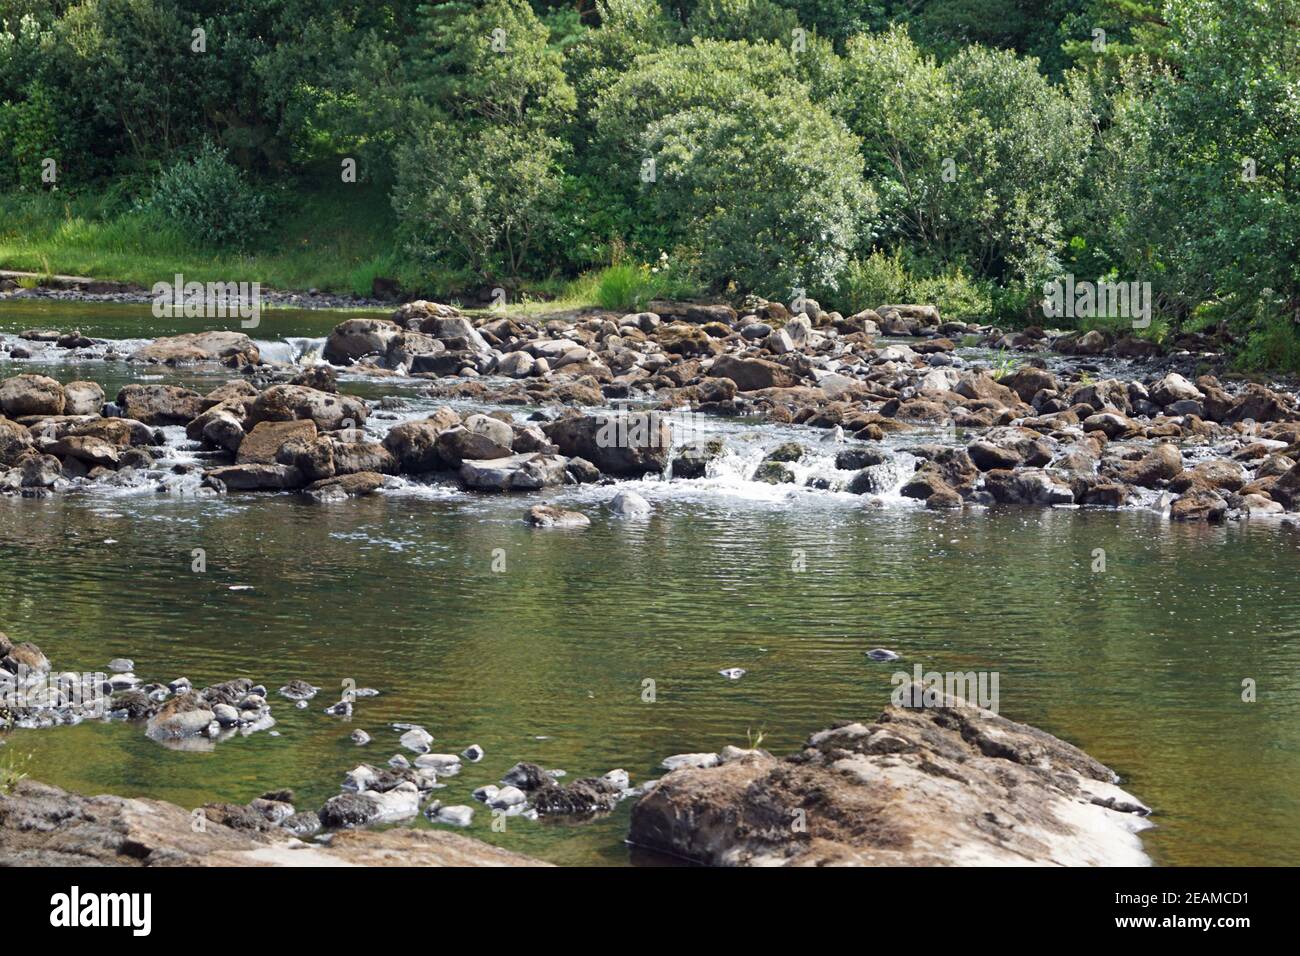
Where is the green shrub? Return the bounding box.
[836,251,909,313]
[592,256,699,311]
[140,142,271,250]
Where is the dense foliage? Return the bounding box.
[1,0,1297,365]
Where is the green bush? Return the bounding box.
[592,257,699,311]
[140,143,271,250]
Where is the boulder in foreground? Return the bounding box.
[629,688,1153,866]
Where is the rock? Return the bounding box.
[1,641,50,674]
[237,419,317,465]
[319,792,382,829]
[251,384,368,432]
[629,691,1152,866]
[1106,444,1183,487]
[533,777,622,816]
[146,692,216,740]
[278,680,317,701]
[609,490,651,516]
[0,417,33,466]
[707,354,798,392]
[324,318,404,365]
[754,461,795,484]
[524,504,590,528]
[543,414,671,477]
[205,463,304,491]
[130,332,259,367]
[304,472,385,502]
[351,730,372,746]
[436,425,512,466]
[382,411,462,473]
[999,367,1058,404]
[501,762,556,792]
[115,384,205,426]
[1170,489,1228,522]
[866,648,900,662]
[0,375,65,417]
[489,786,527,809]
[672,439,725,479]
[41,435,120,469]
[0,780,547,866]
[434,805,474,828]
[62,381,105,416]
[461,453,568,491]
[718,667,746,680]
[661,753,721,771]
[462,744,485,762]
[400,728,434,754]
[1151,373,1203,406]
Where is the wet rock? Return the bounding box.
[1,641,50,674]
[278,680,317,701]
[524,504,589,528]
[1170,489,1228,522]
[501,762,557,792]
[130,332,259,367]
[533,777,622,816]
[462,744,485,762]
[251,384,368,432]
[205,462,305,491]
[146,691,215,740]
[319,792,382,829]
[400,727,434,753]
[436,425,512,467]
[462,453,568,491]
[382,410,462,472]
[304,471,384,502]
[543,413,671,477]
[629,690,1152,866]
[672,439,725,479]
[754,461,795,484]
[324,318,404,366]
[661,753,720,771]
[609,489,651,516]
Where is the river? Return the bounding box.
[1,299,1298,865]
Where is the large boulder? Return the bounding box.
[205,463,305,491]
[237,420,317,465]
[628,690,1152,866]
[115,384,206,426]
[543,414,671,477]
[323,318,404,366]
[130,332,260,368]
[382,409,462,473]
[0,375,65,417]
[63,381,105,416]
[707,355,798,392]
[461,454,569,491]
[250,384,368,431]
[0,417,33,466]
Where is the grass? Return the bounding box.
[0,175,433,297]
[0,747,29,795]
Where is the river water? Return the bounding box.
[1,300,1298,866]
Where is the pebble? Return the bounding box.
[351,730,371,746]
[719,667,746,680]
[866,648,900,662]
[107,658,134,673]
[399,728,433,753]
[462,743,485,762]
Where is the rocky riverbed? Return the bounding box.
[2,295,1299,523]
